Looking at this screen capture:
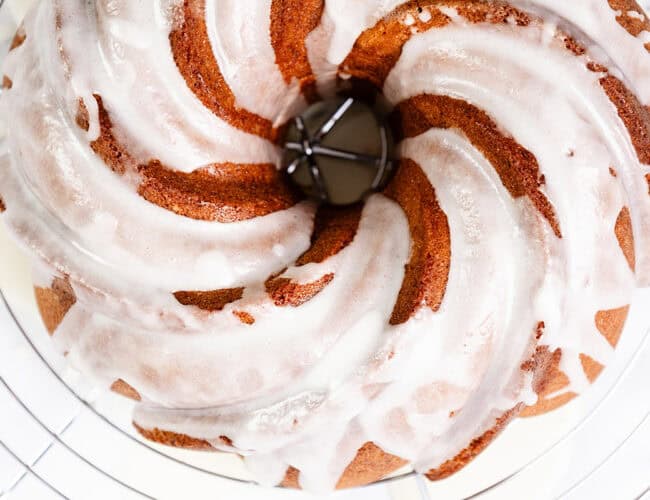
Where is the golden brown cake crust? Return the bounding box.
[173,288,245,312]
[615,207,637,272]
[339,0,530,93]
[522,304,630,417]
[76,95,303,223]
[111,379,142,401]
[520,347,576,416]
[339,2,450,90]
[425,406,522,480]
[281,442,407,489]
[170,204,363,313]
[9,26,26,51]
[522,204,634,417]
[138,160,302,223]
[34,278,76,335]
[133,423,217,451]
[595,305,630,348]
[265,273,335,307]
[270,0,324,103]
[132,426,409,489]
[384,158,451,325]
[169,0,279,141]
[78,95,133,175]
[579,354,604,383]
[233,310,256,325]
[600,75,650,165]
[296,204,363,266]
[391,94,562,238]
[336,442,408,489]
[280,466,301,489]
[608,0,650,47]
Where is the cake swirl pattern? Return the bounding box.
[2,0,650,491]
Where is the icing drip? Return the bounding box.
[1,0,650,492]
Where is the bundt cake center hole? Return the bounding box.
[282,98,394,205]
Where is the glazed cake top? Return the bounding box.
[1,0,650,491]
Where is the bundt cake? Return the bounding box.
[1,0,650,492]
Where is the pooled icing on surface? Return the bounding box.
[1,0,650,492]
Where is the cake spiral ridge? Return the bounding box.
[1,0,650,491]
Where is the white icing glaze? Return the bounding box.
[384,20,637,467]
[514,0,650,104]
[320,0,406,64]
[0,0,315,295]
[1,0,649,492]
[205,0,306,124]
[628,9,646,20]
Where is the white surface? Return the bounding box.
[0,0,648,498]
